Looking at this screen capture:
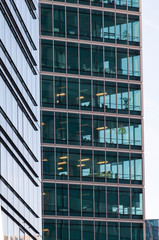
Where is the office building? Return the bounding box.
[0,0,41,239]
[146,220,159,240]
[40,0,145,239]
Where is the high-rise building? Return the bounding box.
[40,0,145,239]
[146,220,159,240]
[0,0,41,239]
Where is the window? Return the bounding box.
[54,6,65,37]
[130,119,142,149]
[129,50,140,80]
[116,14,127,44]
[81,150,93,181]
[106,117,117,148]
[80,79,92,111]
[105,81,116,113]
[131,153,142,184]
[107,187,118,218]
[67,7,78,39]
[95,186,106,217]
[55,77,66,108]
[117,48,128,79]
[79,9,90,40]
[44,219,56,240]
[42,75,53,107]
[119,188,130,218]
[83,221,94,240]
[93,115,105,147]
[57,220,68,240]
[104,12,115,43]
[68,78,79,109]
[70,221,81,240]
[130,84,141,115]
[105,47,116,78]
[41,39,53,72]
[43,147,55,179]
[118,118,129,148]
[55,112,67,144]
[57,183,68,215]
[56,148,67,180]
[82,185,93,217]
[94,151,105,182]
[69,149,80,181]
[92,10,103,42]
[69,185,81,216]
[117,83,129,114]
[120,223,131,240]
[68,113,80,145]
[128,15,140,45]
[92,45,103,77]
[132,188,143,219]
[67,42,78,74]
[81,115,92,146]
[42,111,54,143]
[93,80,104,112]
[54,41,66,73]
[119,152,130,184]
[43,183,55,215]
[41,4,52,36]
[106,152,117,182]
[80,44,91,75]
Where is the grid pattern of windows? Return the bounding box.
[40,0,144,239]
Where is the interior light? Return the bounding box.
[77,164,86,167]
[80,96,85,99]
[57,93,66,97]
[96,92,107,96]
[58,167,63,170]
[42,159,48,162]
[96,126,108,131]
[57,162,67,165]
[78,158,90,162]
[43,229,49,232]
[59,156,67,159]
[57,100,59,103]
[41,122,45,126]
[97,161,108,164]
[42,193,46,195]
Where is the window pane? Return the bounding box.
[104,0,115,8]
[92,45,103,77]
[69,149,80,181]
[68,113,80,145]
[117,48,128,79]
[95,186,106,217]
[82,185,93,217]
[108,222,119,240]
[106,152,117,183]
[130,119,142,150]
[55,77,66,108]
[91,0,102,7]
[41,39,53,72]
[95,222,106,240]
[41,4,52,36]
[42,111,54,143]
[83,221,94,240]
[79,9,90,40]
[119,152,130,184]
[67,7,78,39]
[94,151,105,182]
[68,78,79,109]
[80,79,92,111]
[42,75,53,107]
[106,117,117,148]
[67,43,78,74]
[81,115,92,146]
[80,44,91,76]
[67,0,77,3]
[119,187,130,218]
[57,183,68,215]
[116,14,127,44]
[54,41,66,73]
[93,80,104,112]
[55,112,67,144]
[69,185,81,216]
[105,47,116,78]
[131,153,142,184]
[56,148,67,180]
[128,0,139,11]
[120,223,131,240]
[129,50,140,80]
[105,81,116,113]
[132,188,143,219]
[43,147,55,179]
[107,187,118,218]
[132,223,143,240]
[92,10,103,42]
[116,0,127,10]
[130,84,141,115]
[104,12,115,43]
[93,115,105,147]
[117,83,129,114]
[44,219,56,240]
[57,220,68,240]
[54,6,65,37]
[43,183,55,215]
[118,118,129,148]
[81,150,93,181]
[128,15,140,45]
[70,221,81,240]
[79,0,90,4]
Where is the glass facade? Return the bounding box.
[0,0,41,239]
[146,220,159,240]
[40,0,144,239]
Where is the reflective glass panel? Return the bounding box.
[93,80,104,112]
[54,41,66,73]
[105,47,116,78]
[55,112,67,144]
[43,147,55,179]
[67,43,78,74]
[44,219,56,240]
[92,45,103,77]
[57,183,68,215]
[118,118,129,148]
[95,186,106,217]
[91,0,102,7]
[132,223,143,240]
[105,81,116,113]
[119,188,130,218]
[68,113,80,145]
[69,149,80,181]
[43,183,55,215]
[80,79,92,111]
[80,44,91,76]
[104,12,115,43]
[116,0,127,10]
[117,83,129,114]
[68,78,79,109]
[69,185,81,216]
[116,14,127,44]
[93,115,105,147]
[54,6,65,37]
[132,188,143,219]
[82,185,93,217]
[56,148,67,180]
[42,75,53,107]
[67,7,78,39]
[120,223,131,240]
[79,9,90,40]
[117,48,128,79]
[95,222,106,240]
[128,15,140,45]
[131,153,142,184]
[83,221,94,240]
[107,187,118,218]
[92,10,103,42]
[81,115,92,146]
[70,221,81,240]
[119,152,130,184]
[42,111,54,143]
[81,150,93,181]
[130,119,142,149]
[94,151,105,182]
[130,84,141,115]
[129,50,140,80]
[128,0,139,11]
[41,39,53,72]
[106,117,117,148]
[57,220,68,240]
[55,77,66,108]
[106,152,117,183]
[41,4,52,36]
